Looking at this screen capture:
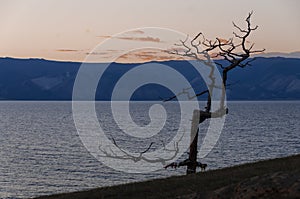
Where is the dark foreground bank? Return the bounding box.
[35,154,300,199]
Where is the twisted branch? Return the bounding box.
[164,12,265,172]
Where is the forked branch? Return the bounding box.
[166,11,265,123]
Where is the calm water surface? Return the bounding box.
[0,101,299,198]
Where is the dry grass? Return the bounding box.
[35,154,300,199]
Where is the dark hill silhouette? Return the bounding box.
[0,57,299,100]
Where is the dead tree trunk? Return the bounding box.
[164,12,265,174]
[187,110,200,174]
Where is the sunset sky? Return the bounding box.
[0,0,299,62]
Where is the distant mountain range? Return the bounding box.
[0,57,299,100]
[254,51,300,59]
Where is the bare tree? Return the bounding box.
[164,12,265,174]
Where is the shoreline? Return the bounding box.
[35,154,300,199]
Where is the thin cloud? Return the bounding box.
[86,52,109,56]
[97,35,162,43]
[217,38,229,44]
[117,36,161,43]
[56,49,80,52]
[86,49,121,56]
[167,47,188,54]
[128,30,144,34]
[97,35,111,39]
[117,50,183,63]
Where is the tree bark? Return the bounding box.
[187,110,200,174]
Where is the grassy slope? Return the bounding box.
[36,154,300,199]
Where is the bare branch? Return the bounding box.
[164,11,264,174]
[167,12,264,121]
[98,131,186,166]
[232,21,247,33]
[141,142,154,154]
[238,57,256,68]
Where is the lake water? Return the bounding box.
[0,101,299,198]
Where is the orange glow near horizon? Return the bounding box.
[0,0,299,63]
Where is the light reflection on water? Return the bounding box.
[0,101,299,198]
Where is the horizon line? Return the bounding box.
[1,53,300,64]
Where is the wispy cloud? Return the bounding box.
[56,49,81,52]
[86,49,120,56]
[97,35,162,43]
[117,36,161,43]
[117,50,183,63]
[86,52,109,56]
[128,30,144,34]
[97,35,111,39]
[216,38,229,44]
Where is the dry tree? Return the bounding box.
[164,11,265,174]
[97,12,264,174]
